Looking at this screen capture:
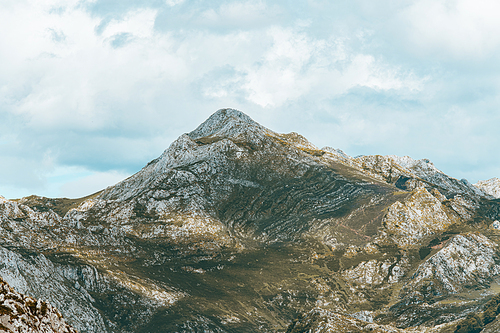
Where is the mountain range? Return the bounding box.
[1,108,500,332]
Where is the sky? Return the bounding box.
[1,0,499,199]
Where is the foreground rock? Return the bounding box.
[407,233,500,295]
[0,277,77,333]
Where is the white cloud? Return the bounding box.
[165,0,185,7]
[1,0,499,198]
[0,1,420,131]
[233,27,422,107]
[0,2,187,132]
[102,8,157,40]
[199,1,277,28]
[400,0,500,59]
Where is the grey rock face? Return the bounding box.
[0,196,64,250]
[482,315,500,333]
[286,308,402,333]
[383,233,500,328]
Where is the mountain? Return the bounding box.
[1,108,500,332]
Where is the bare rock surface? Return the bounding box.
[406,233,500,294]
[383,188,454,247]
[0,246,108,333]
[285,308,405,333]
[475,177,500,198]
[482,315,500,333]
[0,276,77,333]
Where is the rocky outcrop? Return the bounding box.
[384,233,500,327]
[405,233,500,295]
[0,237,184,332]
[382,188,455,247]
[342,256,409,287]
[0,246,107,332]
[388,156,485,197]
[475,178,500,198]
[0,196,64,250]
[354,155,415,185]
[0,276,77,333]
[324,151,486,199]
[285,308,402,333]
[482,315,500,333]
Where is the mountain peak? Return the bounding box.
[188,108,268,141]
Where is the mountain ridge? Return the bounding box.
[1,108,500,332]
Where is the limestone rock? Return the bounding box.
[285,308,402,333]
[0,276,77,333]
[383,188,454,247]
[475,178,500,198]
[342,256,409,287]
[405,233,500,295]
[389,156,485,197]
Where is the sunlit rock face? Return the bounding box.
[342,256,409,287]
[407,233,500,294]
[383,233,500,328]
[324,151,486,199]
[0,276,77,333]
[388,155,485,197]
[383,188,454,247]
[1,109,500,333]
[475,178,500,198]
[0,196,64,250]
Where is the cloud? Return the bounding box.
[58,168,131,198]
[198,26,423,108]
[399,0,500,60]
[199,1,276,28]
[100,7,156,39]
[165,0,185,7]
[154,0,282,32]
[0,0,499,199]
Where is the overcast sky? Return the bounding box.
[1,0,499,199]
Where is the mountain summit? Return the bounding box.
[0,108,499,333]
[188,108,268,140]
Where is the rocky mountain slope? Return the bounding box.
[1,108,500,333]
